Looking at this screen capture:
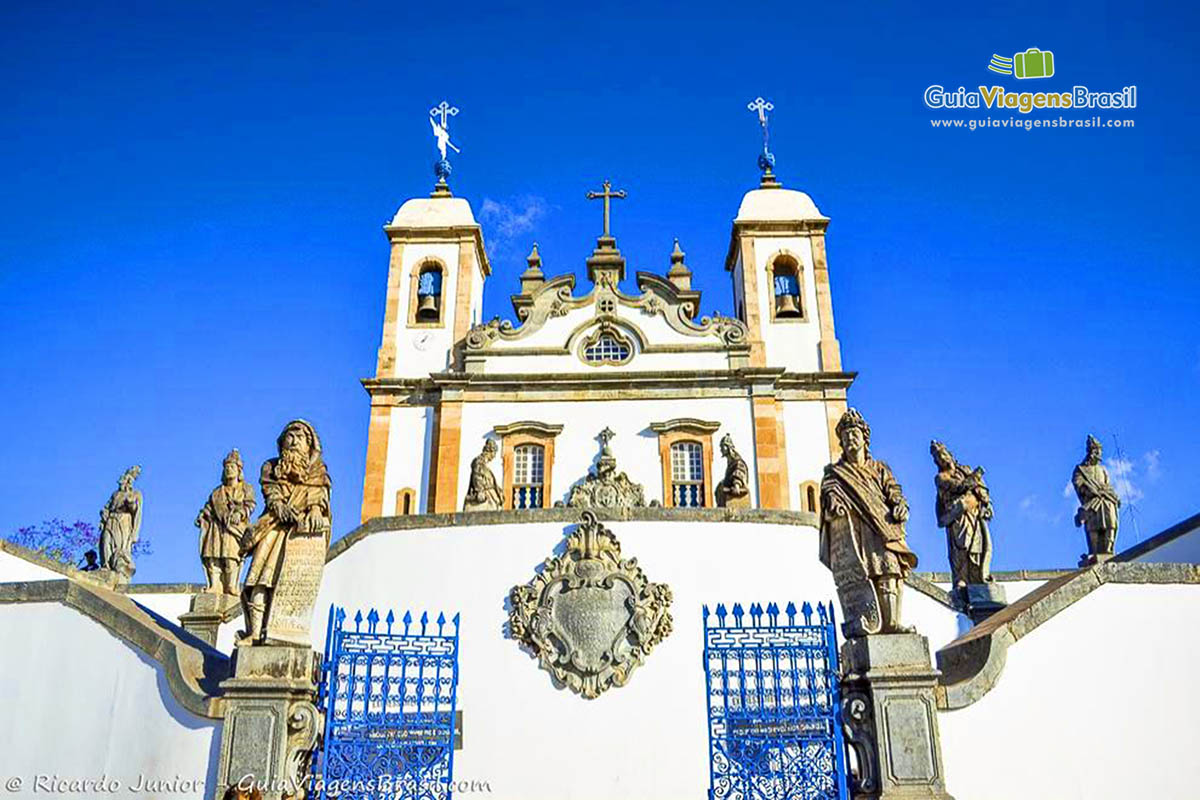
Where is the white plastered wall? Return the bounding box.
[780,400,834,509]
[381,405,434,515]
[479,305,732,374]
[455,397,759,507]
[390,241,465,376]
[314,519,837,800]
[0,602,219,796]
[939,583,1200,800]
[0,548,66,582]
[750,234,823,373]
[1132,526,1200,563]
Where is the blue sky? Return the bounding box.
[1,1,1196,583]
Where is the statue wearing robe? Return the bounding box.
[931,441,993,590]
[715,434,751,508]
[464,440,503,511]
[1073,434,1120,564]
[240,420,331,644]
[196,449,256,595]
[99,466,143,580]
[820,410,917,637]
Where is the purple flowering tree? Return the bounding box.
[5,518,153,568]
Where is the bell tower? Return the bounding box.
[725,98,841,373]
[722,97,849,509]
[360,173,491,522]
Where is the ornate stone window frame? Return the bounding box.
[765,251,808,323]
[493,421,564,510]
[649,418,720,508]
[408,258,448,328]
[578,321,635,367]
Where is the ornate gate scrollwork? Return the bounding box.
[703,601,849,800]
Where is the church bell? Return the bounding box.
[775,292,800,317]
[417,294,439,319]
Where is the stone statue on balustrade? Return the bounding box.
[820,409,918,638]
[99,465,143,582]
[930,440,993,590]
[463,438,503,511]
[195,449,256,596]
[239,420,331,646]
[566,427,646,508]
[1073,434,1121,566]
[715,434,751,509]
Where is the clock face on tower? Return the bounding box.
[411,332,433,351]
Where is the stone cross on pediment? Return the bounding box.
[586,180,626,238]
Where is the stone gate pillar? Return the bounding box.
[213,645,321,800]
[840,634,954,800]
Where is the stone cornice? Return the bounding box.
[363,369,855,401]
[328,507,820,562]
[648,417,722,435]
[382,223,492,277]
[492,420,565,438]
[724,218,830,270]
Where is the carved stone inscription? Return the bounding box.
[265,533,326,646]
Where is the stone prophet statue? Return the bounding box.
[930,440,993,590]
[463,439,503,511]
[1073,434,1121,565]
[99,465,143,580]
[715,434,751,508]
[239,420,332,645]
[820,409,918,637]
[195,449,256,596]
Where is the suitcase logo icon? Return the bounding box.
[988,48,1056,79]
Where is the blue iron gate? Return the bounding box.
[316,606,461,800]
[703,601,848,800]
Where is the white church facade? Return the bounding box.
[360,175,847,521]
[1,134,1199,800]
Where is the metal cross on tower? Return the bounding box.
[747,96,774,154]
[429,100,461,160]
[586,180,627,237]
[747,96,779,183]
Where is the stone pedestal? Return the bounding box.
[840,634,954,800]
[716,491,751,509]
[214,644,322,800]
[87,568,129,589]
[963,583,1007,624]
[179,592,240,647]
[1079,551,1115,568]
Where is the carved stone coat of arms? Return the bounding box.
[508,511,673,698]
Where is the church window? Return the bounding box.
[598,297,616,314]
[670,441,706,508]
[799,480,820,516]
[494,421,562,511]
[395,487,417,515]
[584,335,629,363]
[580,324,634,366]
[414,263,444,323]
[512,444,545,509]
[769,255,804,320]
